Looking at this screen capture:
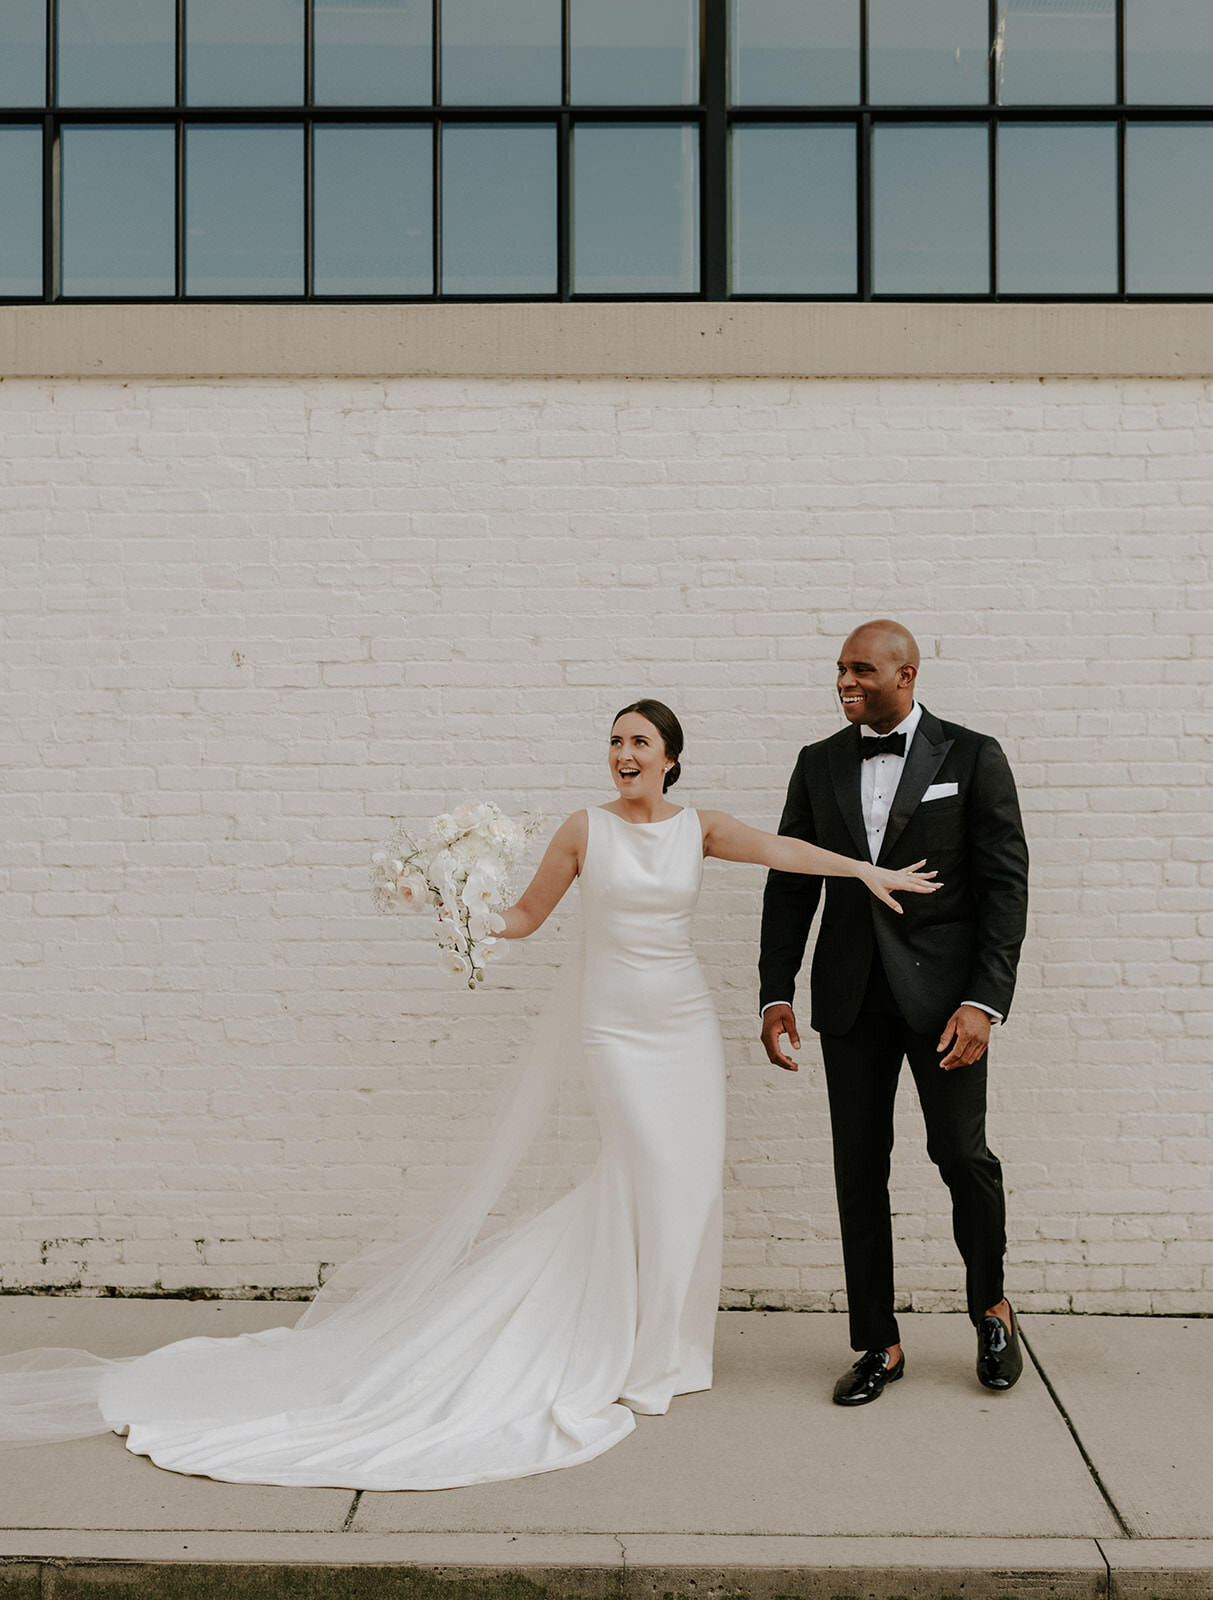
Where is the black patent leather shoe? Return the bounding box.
[976,1304,1023,1391]
[832,1347,905,1406]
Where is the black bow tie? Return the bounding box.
[860,732,907,760]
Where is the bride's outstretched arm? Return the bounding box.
[497,810,588,938]
[699,810,940,914]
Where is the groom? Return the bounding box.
[758,620,1029,1405]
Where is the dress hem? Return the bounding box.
[120,1411,639,1492]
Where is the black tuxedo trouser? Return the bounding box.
[820,954,1006,1351]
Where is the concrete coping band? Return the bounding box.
[3,302,1213,380]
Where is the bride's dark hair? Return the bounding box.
[612,699,684,793]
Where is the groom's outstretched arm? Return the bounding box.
[758,748,822,1011]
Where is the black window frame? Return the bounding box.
[2,0,1212,303]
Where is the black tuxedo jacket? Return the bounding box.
[758,707,1029,1037]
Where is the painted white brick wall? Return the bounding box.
[1,375,1209,1314]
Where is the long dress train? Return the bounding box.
[0,805,726,1489]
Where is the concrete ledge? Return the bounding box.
[0,1535,1115,1600]
[5,1530,1210,1599]
[1105,1539,1213,1600]
[5,302,1213,380]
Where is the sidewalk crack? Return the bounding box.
[1020,1325,1133,1540]
[341,1491,363,1533]
[615,1532,629,1600]
[1095,1537,1115,1598]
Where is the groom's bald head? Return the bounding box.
[837,619,920,732]
[845,619,920,672]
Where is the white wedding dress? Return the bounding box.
[0,806,726,1489]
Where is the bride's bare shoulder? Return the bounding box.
[549,810,590,850]
[696,809,733,828]
[697,811,773,860]
[696,808,737,838]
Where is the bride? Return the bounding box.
[0,699,937,1488]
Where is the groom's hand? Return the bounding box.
[761,1005,801,1072]
[937,1005,991,1071]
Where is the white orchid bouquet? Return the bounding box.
[371,800,543,989]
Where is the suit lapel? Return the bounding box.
[877,707,954,864]
[827,728,870,860]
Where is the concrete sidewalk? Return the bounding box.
[1,1301,1209,1599]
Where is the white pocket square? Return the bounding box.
[922,782,959,802]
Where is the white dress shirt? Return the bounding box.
[763,702,1002,1024]
[860,702,923,861]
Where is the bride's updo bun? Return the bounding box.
[612,699,684,793]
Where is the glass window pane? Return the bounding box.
[995,0,1114,105]
[1126,0,1213,104]
[731,124,856,292]
[869,0,989,105]
[314,0,431,105]
[573,123,698,293]
[998,123,1116,293]
[570,0,697,105]
[58,0,175,107]
[441,124,555,293]
[61,125,175,295]
[730,0,860,106]
[314,125,431,293]
[873,123,988,292]
[0,126,41,294]
[441,0,560,105]
[0,0,45,107]
[186,0,304,105]
[185,125,303,294]
[1127,124,1213,292]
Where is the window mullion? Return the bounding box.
[858,113,871,300]
[701,0,727,299]
[558,109,570,299]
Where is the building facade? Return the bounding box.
[1,2,1210,1313]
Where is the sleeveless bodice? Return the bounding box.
[578,806,708,1033]
[580,806,702,958]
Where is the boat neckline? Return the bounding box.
[595,805,687,827]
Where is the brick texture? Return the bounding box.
[1,376,1209,1314]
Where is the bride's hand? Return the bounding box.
[861,859,941,914]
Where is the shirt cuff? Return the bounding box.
[962,1000,1003,1023]
[766,999,1002,1022]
